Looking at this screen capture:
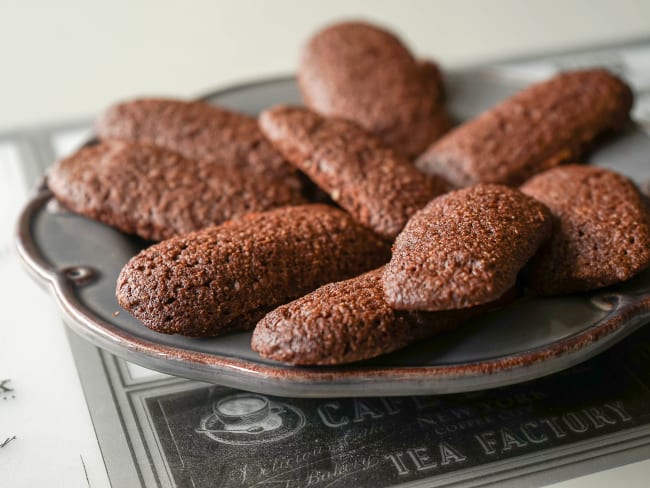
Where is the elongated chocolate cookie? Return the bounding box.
[383,184,551,311]
[419,58,446,105]
[95,97,299,184]
[416,69,633,187]
[298,21,449,158]
[521,165,650,295]
[47,140,305,241]
[253,268,507,365]
[117,205,390,337]
[260,106,449,239]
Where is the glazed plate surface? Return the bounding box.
[16,71,650,397]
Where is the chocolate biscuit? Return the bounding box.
[298,21,449,158]
[419,58,446,105]
[116,204,390,337]
[95,97,299,184]
[47,140,306,241]
[383,184,551,311]
[260,106,449,239]
[416,69,633,187]
[521,165,650,295]
[253,268,501,365]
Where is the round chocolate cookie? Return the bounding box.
[521,165,650,295]
[298,21,449,158]
[117,205,390,337]
[95,97,299,184]
[383,184,551,311]
[47,140,306,241]
[260,106,449,240]
[416,69,633,187]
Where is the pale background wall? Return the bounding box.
[1,0,650,131]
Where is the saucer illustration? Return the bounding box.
[196,393,305,445]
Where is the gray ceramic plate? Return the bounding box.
[16,71,650,398]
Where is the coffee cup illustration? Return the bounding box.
[212,393,283,433]
[197,392,306,445]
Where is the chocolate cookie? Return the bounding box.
[419,58,446,105]
[47,140,306,241]
[95,97,299,184]
[117,204,390,337]
[253,268,504,365]
[298,21,449,158]
[416,69,633,187]
[260,106,449,239]
[383,184,551,311]
[521,165,650,295]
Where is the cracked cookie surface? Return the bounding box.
[416,69,633,187]
[298,21,449,158]
[47,140,306,241]
[95,97,300,185]
[521,165,650,295]
[117,204,390,337]
[260,106,449,239]
[383,184,551,311]
[253,268,493,365]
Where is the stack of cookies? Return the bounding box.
[47,20,650,366]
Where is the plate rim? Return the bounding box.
[15,77,650,398]
[16,179,650,397]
